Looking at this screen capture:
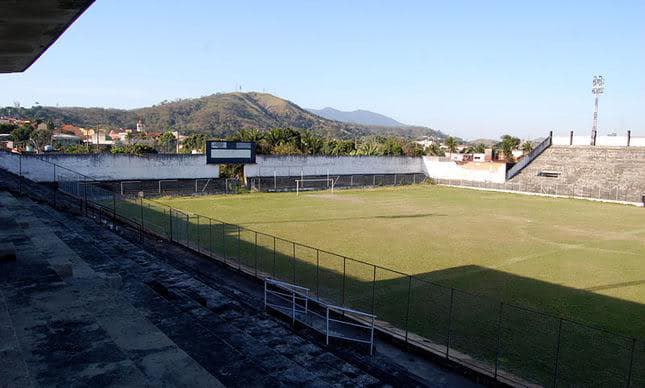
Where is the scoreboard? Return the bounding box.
[205,141,256,164]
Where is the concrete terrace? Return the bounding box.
[0,182,479,387]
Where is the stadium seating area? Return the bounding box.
[0,173,476,386]
[508,146,645,203]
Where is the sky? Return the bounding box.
[1,0,644,139]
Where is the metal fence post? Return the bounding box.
[185,214,189,247]
[237,225,241,270]
[494,302,504,379]
[168,208,173,242]
[254,231,258,277]
[292,242,296,283]
[325,308,330,346]
[446,288,455,358]
[222,223,227,263]
[371,266,377,315]
[404,275,412,344]
[83,177,88,216]
[626,338,636,388]
[112,191,117,222]
[196,215,201,253]
[272,236,276,277]
[553,318,563,388]
[316,249,320,299]
[208,218,213,258]
[292,291,296,325]
[342,257,346,307]
[139,197,144,242]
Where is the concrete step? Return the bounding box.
[0,288,34,388]
[31,198,390,386]
[1,192,223,387]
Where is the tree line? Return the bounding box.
[2,120,534,161]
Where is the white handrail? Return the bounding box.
[326,304,376,318]
[265,277,310,293]
[264,277,375,355]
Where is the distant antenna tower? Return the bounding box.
[591,75,604,143]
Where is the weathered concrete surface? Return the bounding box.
[0,178,482,387]
[0,243,16,262]
[0,192,223,387]
[509,146,645,202]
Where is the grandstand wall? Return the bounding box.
[0,152,219,182]
[507,145,645,202]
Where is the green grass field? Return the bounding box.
[113,185,644,386]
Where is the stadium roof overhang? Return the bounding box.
[0,0,94,73]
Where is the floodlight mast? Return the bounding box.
[591,75,604,144]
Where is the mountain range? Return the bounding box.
[306,107,405,127]
[0,92,447,140]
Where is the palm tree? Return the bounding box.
[425,143,444,156]
[444,136,458,157]
[299,131,323,154]
[158,131,176,153]
[521,141,534,154]
[355,140,383,156]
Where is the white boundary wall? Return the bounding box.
[552,131,645,147]
[422,157,507,183]
[0,152,219,182]
[244,155,507,184]
[244,155,424,177]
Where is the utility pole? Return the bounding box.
[591,75,604,145]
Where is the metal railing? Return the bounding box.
[248,173,427,192]
[113,178,241,198]
[506,135,552,180]
[264,278,376,355]
[1,149,643,387]
[433,177,643,204]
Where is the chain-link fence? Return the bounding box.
[1,149,643,387]
[433,177,644,204]
[87,191,645,387]
[103,178,241,198]
[247,173,428,192]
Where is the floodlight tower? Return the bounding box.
[591,75,604,144]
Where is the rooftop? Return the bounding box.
[0,0,94,73]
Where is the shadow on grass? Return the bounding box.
[113,197,644,388]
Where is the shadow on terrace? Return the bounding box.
[0,170,642,388]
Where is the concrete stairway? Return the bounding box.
[0,191,223,387]
[1,190,471,387]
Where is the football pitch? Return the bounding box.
[154,185,645,339]
[109,184,645,384]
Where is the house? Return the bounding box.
[0,133,13,149]
[52,134,81,147]
[415,138,435,149]
[84,128,114,145]
[473,153,485,162]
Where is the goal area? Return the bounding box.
[295,178,335,195]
